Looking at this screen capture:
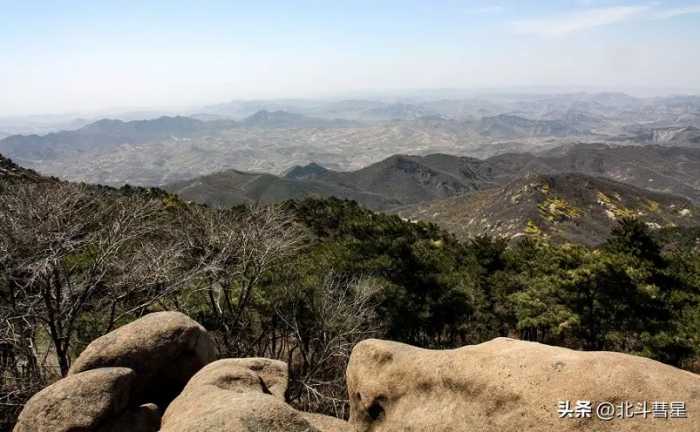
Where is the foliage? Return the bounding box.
[538,196,582,222]
[2,189,700,430]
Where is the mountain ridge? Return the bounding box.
[398,173,700,245]
[167,143,700,211]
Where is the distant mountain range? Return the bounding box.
[239,110,359,128]
[201,99,435,122]
[2,91,700,189]
[478,114,589,138]
[398,173,699,245]
[166,143,700,211]
[0,111,358,163]
[0,116,213,160]
[4,145,700,245]
[3,91,699,245]
[201,93,700,124]
[488,144,700,202]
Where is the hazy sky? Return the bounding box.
[2,0,700,116]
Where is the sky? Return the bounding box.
[1,0,700,116]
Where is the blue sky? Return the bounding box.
[1,1,700,115]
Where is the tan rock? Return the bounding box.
[347,337,700,432]
[223,357,289,400]
[69,311,217,404]
[14,368,135,432]
[302,412,355,432]
[162,358,350,432]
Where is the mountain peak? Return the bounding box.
[401,172,699,245]
[284,162,329,180]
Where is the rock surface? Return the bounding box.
[215,357,289,400]
[69,311,217,405]
[14,367,135,432]
[161,358,352,432]
[347,337,700,432]
[13,312,351,432]
[302,412,355,432]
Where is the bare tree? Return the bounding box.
[280,273,380,419]
[0,182,185,376]
[176,204,304,355]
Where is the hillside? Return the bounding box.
[0,110,351,169]
[0,153,48,184]
[240,110,359,128]
[399,173,700,245]
[286,154,493,205]
[3,91,699,188]
[514,144,700,202]
[478,114,587,138]
[3,155,700,432]
[167,144,700,213]
[0,116,214,161]
[164,168,400,209]
[637,126,700,147]
[167,153,497,210]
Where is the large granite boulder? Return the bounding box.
[13,367,153,432]
[69,311,217,405]
[347,337,700,432]
[161,358,352,432]
[213,357,290,400]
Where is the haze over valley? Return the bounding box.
[3,92,700,187]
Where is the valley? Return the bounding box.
[3,92,700,246]
[2,93,699,189]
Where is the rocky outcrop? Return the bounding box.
[14,312,351,432]
[302,412,355,431]
[221,357,290,400]
[69,311,217,405]
[161,358,352,432]
[347,337,700,432]
[14,367,136,432]
[28,311,700,432]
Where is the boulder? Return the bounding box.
[161,358,351,432]
[302,412,355,432]
[13,368,135,432]
[69,311,217,405]
[347,338,700,432]
[223,357,289,400]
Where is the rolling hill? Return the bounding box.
[168,153,501,210]
[636,126,700,147]
[2,91,698,192]
[0,110,355,163]
[0,116,214,161]
[4,145,700,246]
[164,168,400,209]
[285,154,493,205]
[398,173,700,245]
[240,110,359,128]
[478,114,587,138]
[163,144,700,213]
[0,153,48,184]
[500,144,700,202]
